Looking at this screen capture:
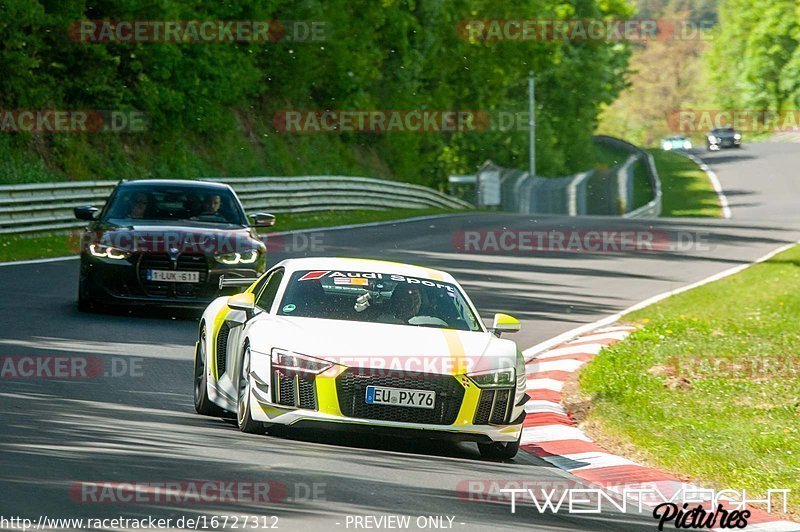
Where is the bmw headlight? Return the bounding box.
[89,244,131,260]
[468,368,516,388]
[214,249,259,265]
[734,133,741,140]
[271,348,334,375]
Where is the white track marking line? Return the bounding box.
[524,401,567,415]
[684,152,732,219]
[566,330,631,343]
[526,358,588,373]
[524,240,799,360]
[593,326,637,333]
[525,378,564,392]
[536,343,603,359]
[520,424,591,443]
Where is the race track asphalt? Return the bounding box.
[1,142,798,531]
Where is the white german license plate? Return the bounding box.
[365,386,435,409]
[147,270,200,283]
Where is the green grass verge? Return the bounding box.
[648,149,722,217]
[579,245,800,516]
[0,208,460,263]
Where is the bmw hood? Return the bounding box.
[86,221,262,255]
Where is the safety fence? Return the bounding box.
[493,135,661,217]
[0,176,472,235]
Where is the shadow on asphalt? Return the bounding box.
[0,385,658,531]
[695,150,756,165]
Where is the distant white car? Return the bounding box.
[662,135,692,151]
[193,257,528,459]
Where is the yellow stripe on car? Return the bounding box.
[315,366,347,417]
[210,308,229,380]
[441,329,481,425]
[441,329,468,375]
[453,381,481,425]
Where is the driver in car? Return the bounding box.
[127,192,149,219]
[378,284,422,324]
[199,194,223,217]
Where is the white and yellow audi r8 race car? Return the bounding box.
[193,257,528,459]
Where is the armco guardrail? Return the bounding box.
[594,135,662,219]
[0,176,472,235]
[499,135,661,217]
[623,152,662,218]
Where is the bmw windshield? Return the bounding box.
[103,184,247,226]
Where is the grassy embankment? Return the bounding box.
[648,149,722,217]
[579,245,800,516]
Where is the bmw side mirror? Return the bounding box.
[250,213,276,227]
[74,206,100,221]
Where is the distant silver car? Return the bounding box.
[661,135,692,151]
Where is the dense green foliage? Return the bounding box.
[598,0,718,146]
[0,0,632,185]
[635,0,718,25]
[709,0,800,111]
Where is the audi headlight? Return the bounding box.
[214,250,259,265]
[89,244,130,260]
[271,348,334,375]
[468,368,516,388]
